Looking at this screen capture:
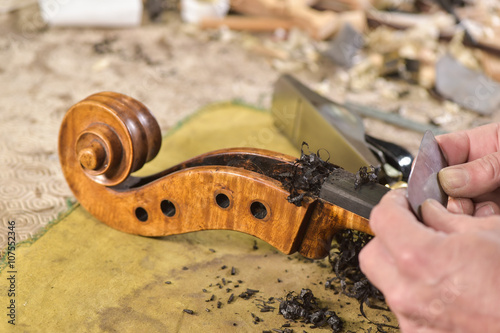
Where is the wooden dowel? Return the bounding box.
[200,15,294,32]
[229,0,350,40]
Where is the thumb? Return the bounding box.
[438,152,500,198]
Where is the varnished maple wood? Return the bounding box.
[59,92,374,259]
[298,199,371,259]
[63,92,162,186]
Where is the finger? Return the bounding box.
[361,241,450,328]
[421,199,470,233]
[398,317,449,333]
[435,131,469,165]
[438,152,500,198]
[422,199,500,233]
[446,197,474,215]
[398,318,427,333]
[369,189,414,237]
[473,188,500,208]
[436,123,500,165]
[369,188,413,234]
[381,187,411,209]
[369,189,435,258]
[474,201,500,217]
[359,238,399,294]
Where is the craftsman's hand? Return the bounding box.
[359,189,500,333]
[437,123,500,216]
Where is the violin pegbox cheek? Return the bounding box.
[59,92,162,186]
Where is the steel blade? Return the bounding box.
[320,168,390,219]
[271,74,380,173]
[406,131,448,220]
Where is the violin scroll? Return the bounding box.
[58,92,373,259]
[59,92,161,186]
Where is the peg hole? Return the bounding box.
[250,201,268,220]
[161,200,176,217]
[215,193,230,209]
[135,207,148,222]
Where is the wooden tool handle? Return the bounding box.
[59,92,372,258]
[200,16,295,32]
[230,0,339,40]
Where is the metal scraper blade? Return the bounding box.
[407,131,448,220]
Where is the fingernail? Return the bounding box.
[422,198,445,212]
[475,203,495,217]
[439,168,469,190]
[421,199,448,225]
[447,197,473,215]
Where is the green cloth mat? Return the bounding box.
[0,103,398,332]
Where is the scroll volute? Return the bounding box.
[60,92,162,187]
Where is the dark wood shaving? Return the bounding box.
[272,328,293,333]
[278,288,343,332]
[354,165,379,189]
[251,312,263,324]
[239,288,259,299]
[279,142,339,206]
[327,230,399,331]
[255,298,276,313]
[327,230,383,306]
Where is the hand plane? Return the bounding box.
[271,74,414,183]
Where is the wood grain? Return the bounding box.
[59,92,377,258]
